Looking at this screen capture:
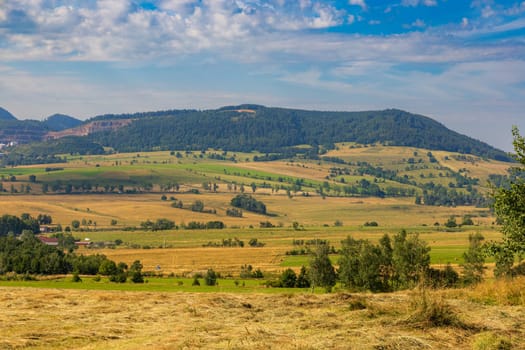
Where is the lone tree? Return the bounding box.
[309,243,336,292]
[488,127,525,277]
[461,233,485,285]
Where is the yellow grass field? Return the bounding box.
[96,247,288,275]
[1,282,524,349]
[0,193,502,275]
[0,194,494,228]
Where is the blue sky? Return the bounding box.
[0,0,524,151]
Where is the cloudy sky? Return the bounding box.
[0,0,524,151]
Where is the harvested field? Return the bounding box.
[1,284,524,349]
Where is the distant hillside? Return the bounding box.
[87,105,511,161]
[0,105,511,162]
[44,114,82,131]
[0,107,17,121]
[0,119,48,144]
[45,119,134,140]
[1,136,105,166]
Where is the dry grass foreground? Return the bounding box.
[1,282,524,350]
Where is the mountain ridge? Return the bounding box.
[86,105,511,161]
[0,105,512,162]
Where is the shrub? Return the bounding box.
[206,221,225,229]
[279,269,297,288]
[240,264,263,278]
[204,269,218,286]
[295,266,310,288]
[426,265,459,288]
[186,221,206,229]
[71,272,82,283]
[98,260,118,276]
[364,221,378,227]
[231,194,266,214]
[226,208,243,217]
[444,217,457,228]
[259,221,274,228]
[191,200,204,212]
[462,215,474,226]
[109,272,127,283]
[248,238,265,247]
[407,285,465,328]
[129,260,144,283]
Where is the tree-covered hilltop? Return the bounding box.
[0,107,17,121]
[0,105,510,161]
[43,114,82,131]
[87,106,510,161]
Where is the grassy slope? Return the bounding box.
[0,145,512,197]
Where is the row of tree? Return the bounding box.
[273,230,485,293]
[0,232,143,283]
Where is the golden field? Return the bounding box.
[0,146,520,349]
[0,194,495,229]
[1,280,524,349]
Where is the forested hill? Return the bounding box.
[0,107,17,121]
[44,114,82,131]
[87,105,510,161]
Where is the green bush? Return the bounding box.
[231,194,267,214]
[71,272,82,283]
[204,269,218,286]
[279,268,297,288]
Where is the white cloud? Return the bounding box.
[349,0,367,10]
[279,69,353,92]
[481,5,495,18]
[299,0,312,10]
[504,2,525,15]
[0,0,523,153]
[412,19,425,28]
[401,0,437,7]
[0,1,350,62]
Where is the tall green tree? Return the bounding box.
[489,127,525,277]
[461,233,485,284]
[309,243,336,292]
[338,236,389,292]
[392,230,430,289]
